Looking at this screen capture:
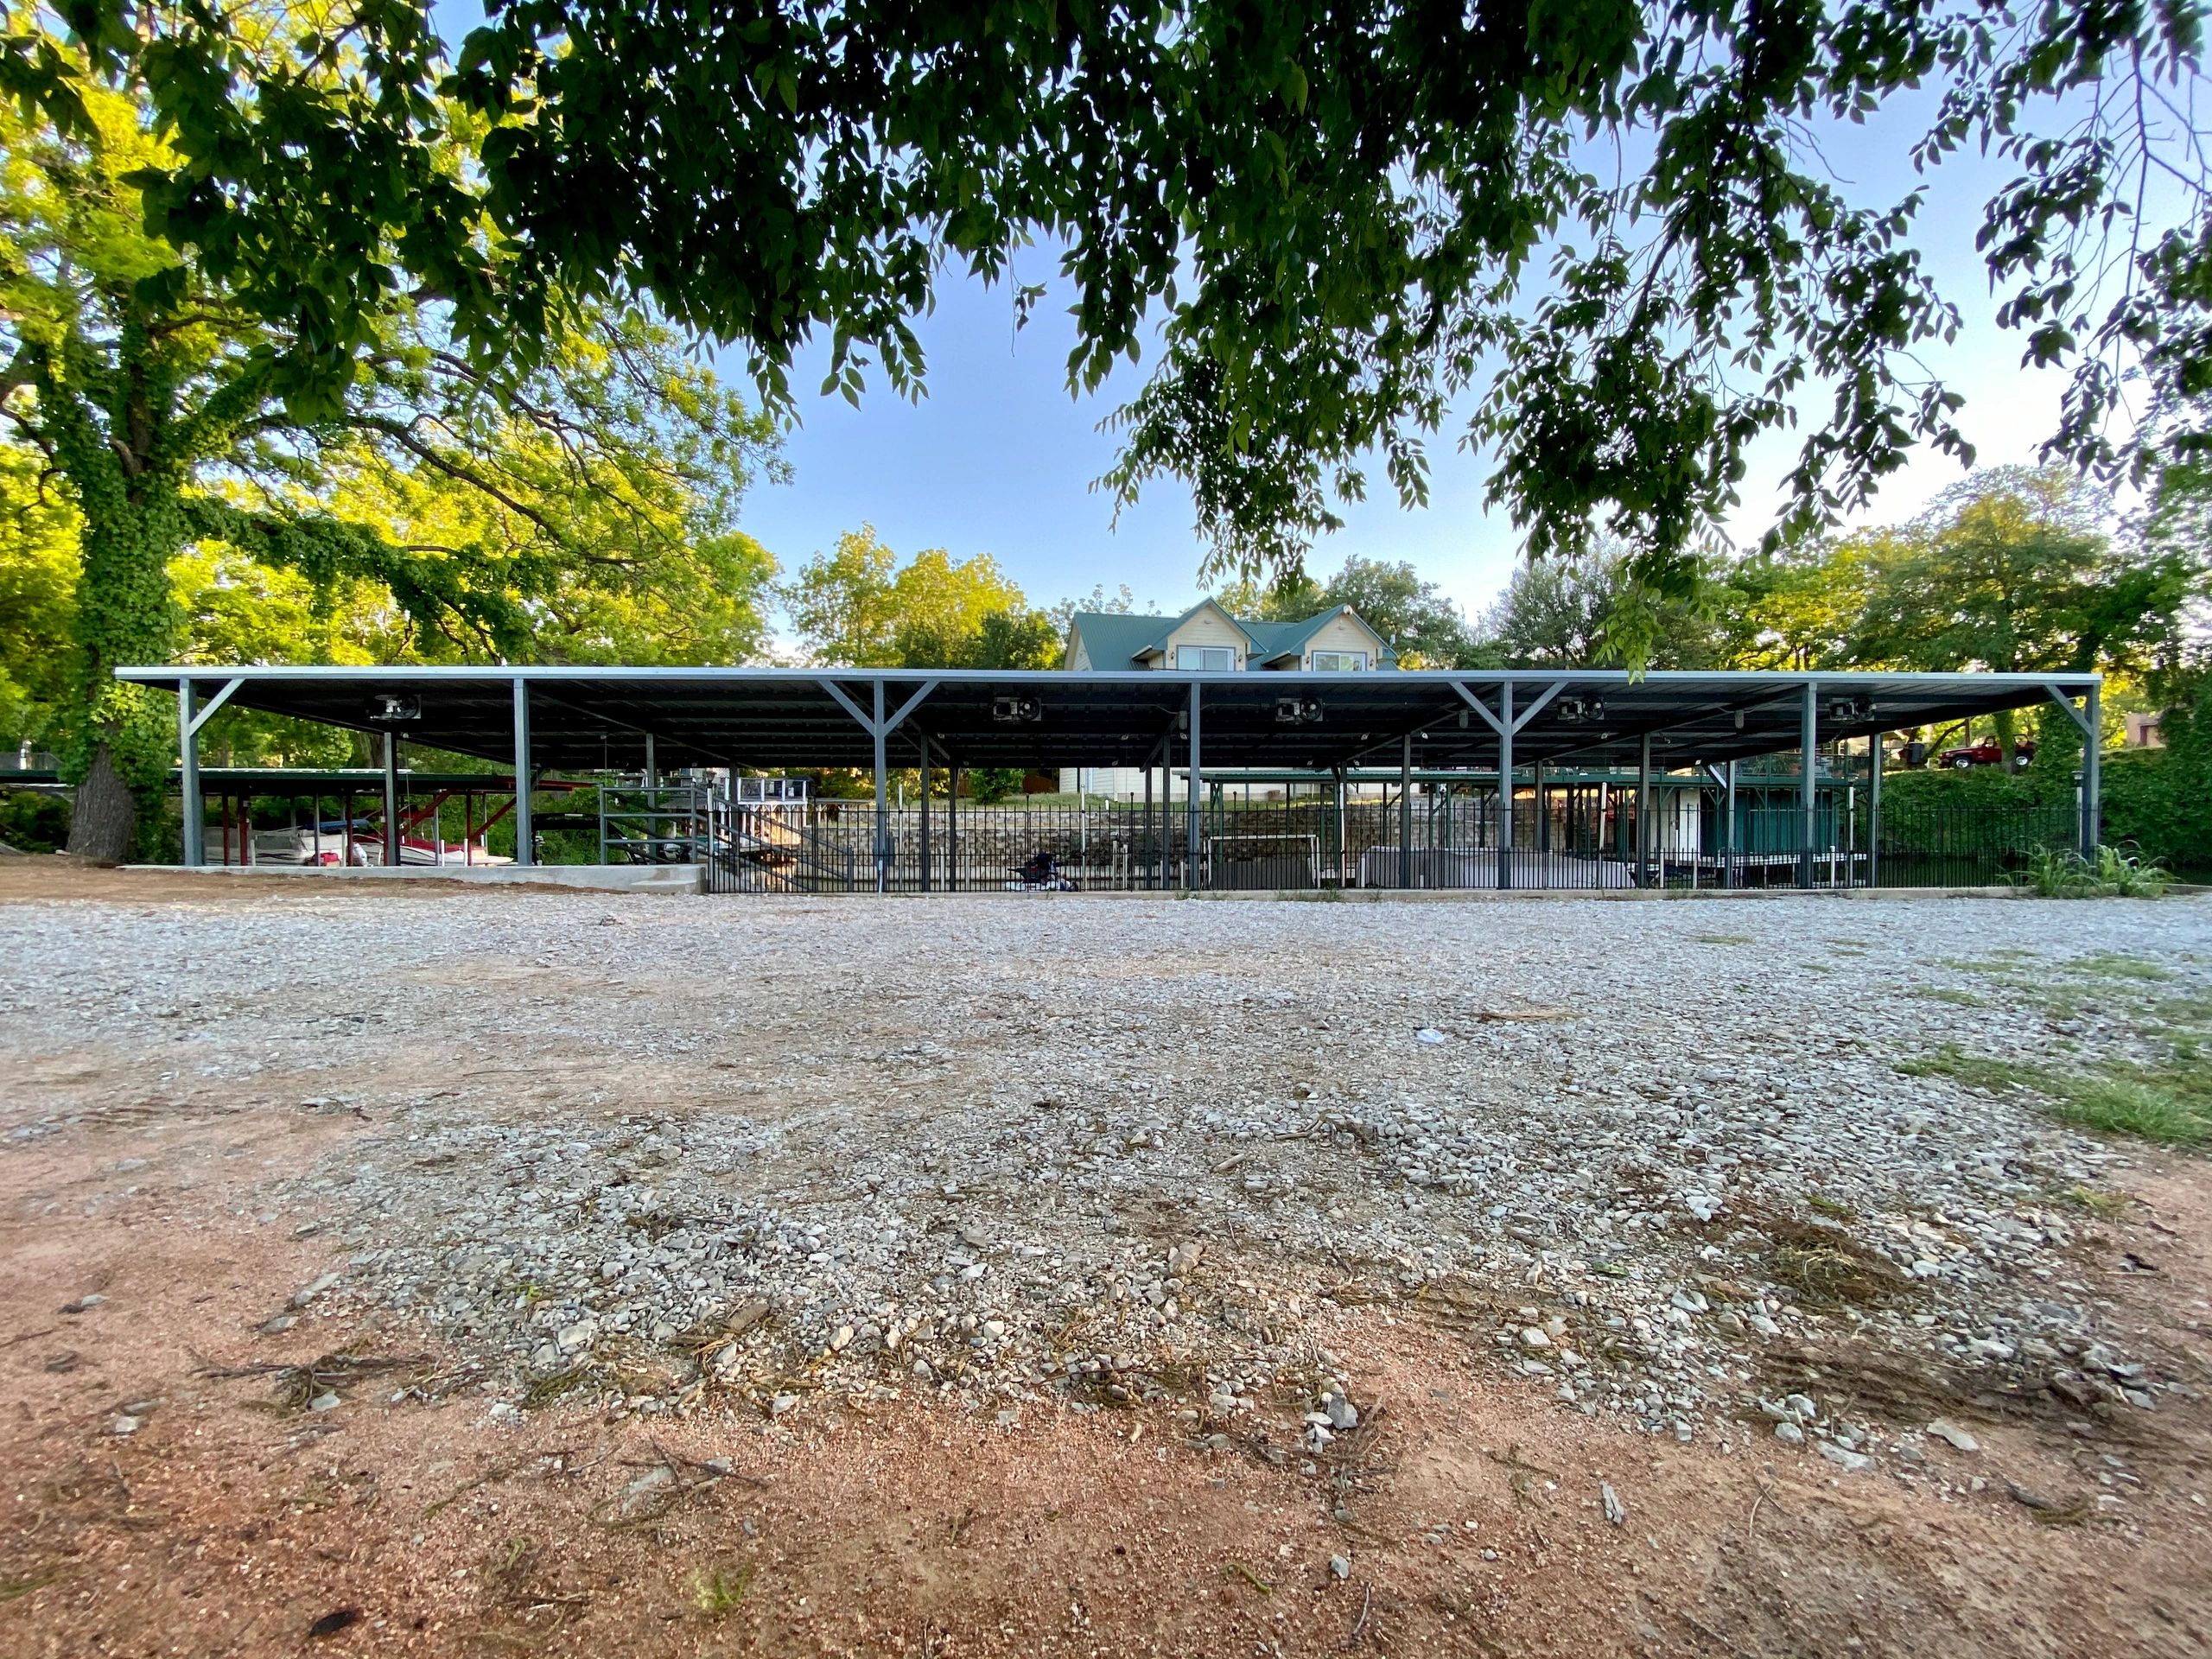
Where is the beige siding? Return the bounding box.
[1161,606,1246,667]
[1303,612,1383,666]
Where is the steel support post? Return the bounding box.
[1398,734,1413,889]
[178,679,203,867]
[1798,680,1818,889]
[1143,762,1154,890]
[1497,683,1515,889]
[381,730,403,868]
[512,677,535,867]
[1868,733,1884,888]
[918,741,931,893]
[2082,682,2102,854]
[873,680,889,893]
[1185,683,1203,891]
[1334,766,1349,887]
[948,760,961,892]
[1637,734,1653,887]
[1723,758,1738,889]
[644,733,658,791]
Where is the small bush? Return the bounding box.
[692,1563,753,1618]
[0,788,68,853]
[2012,843,2171,899]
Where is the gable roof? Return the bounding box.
[1066,600,1251,667]
[1242,605,1394,666]
[1065,602,1397,669]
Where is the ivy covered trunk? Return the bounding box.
[61,476,188,862]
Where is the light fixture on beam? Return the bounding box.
[366,692,421,725]
[992,695,1043,724]
[1556,696,1605,724]
[1275,696,1324,726]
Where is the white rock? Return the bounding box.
[1925,1418,1980,1452]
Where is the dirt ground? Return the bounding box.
[3,862,2209,1658]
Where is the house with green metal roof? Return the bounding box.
[1062,599,1399,673]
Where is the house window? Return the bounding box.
[1310,651,1369,671]
[1176,645,1236,671]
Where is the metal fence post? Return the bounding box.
[1185,682,1202,890]
[1868,733,1883,888]
[918,741,931,893]
[1497,683,1515,889]
[382,730,403,868]
[873,680,888,893]
[948,760,961,892]
[1798,680,1818,889]
[1723,758,1738,889]
[1399,734,1413,889]
[1334,766,1349,888]
[1143,760,1154,890]
[1637,734,1652,887]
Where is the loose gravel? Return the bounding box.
[5,885,2204,1476]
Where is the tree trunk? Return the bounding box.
[66,745,138,862]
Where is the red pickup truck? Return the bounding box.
[1938,738,2036,770]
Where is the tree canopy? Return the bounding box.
[6,0,2204,635]
[0,34,784,854]
[1724,467,2205,681]
[783,526,1058,669]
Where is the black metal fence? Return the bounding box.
[690,785,2082,893]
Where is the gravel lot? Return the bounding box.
[5,882,2205,1481]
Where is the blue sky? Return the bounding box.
[728,82,2094,628]
[421,2,2123,626]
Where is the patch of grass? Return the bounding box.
[1935,956,2025,977]
[2150,993,2212,1031]
[1695,933,1755,945]
[521,1363,595,1408]
[2053,1183,2131,1219]
[2049,1072,2212,1147]
[1893,1047,2044,1094]
[2062,951,2174,982]
[692,1563,754,1618]
[1763,1218,1913,1310]
[1916,986,1988,1007]
[1806,1193,1857,1221]
[1898,1045,2212,1148]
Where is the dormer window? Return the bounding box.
[1176,645,1236,671]
[1311,651,1369,671]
